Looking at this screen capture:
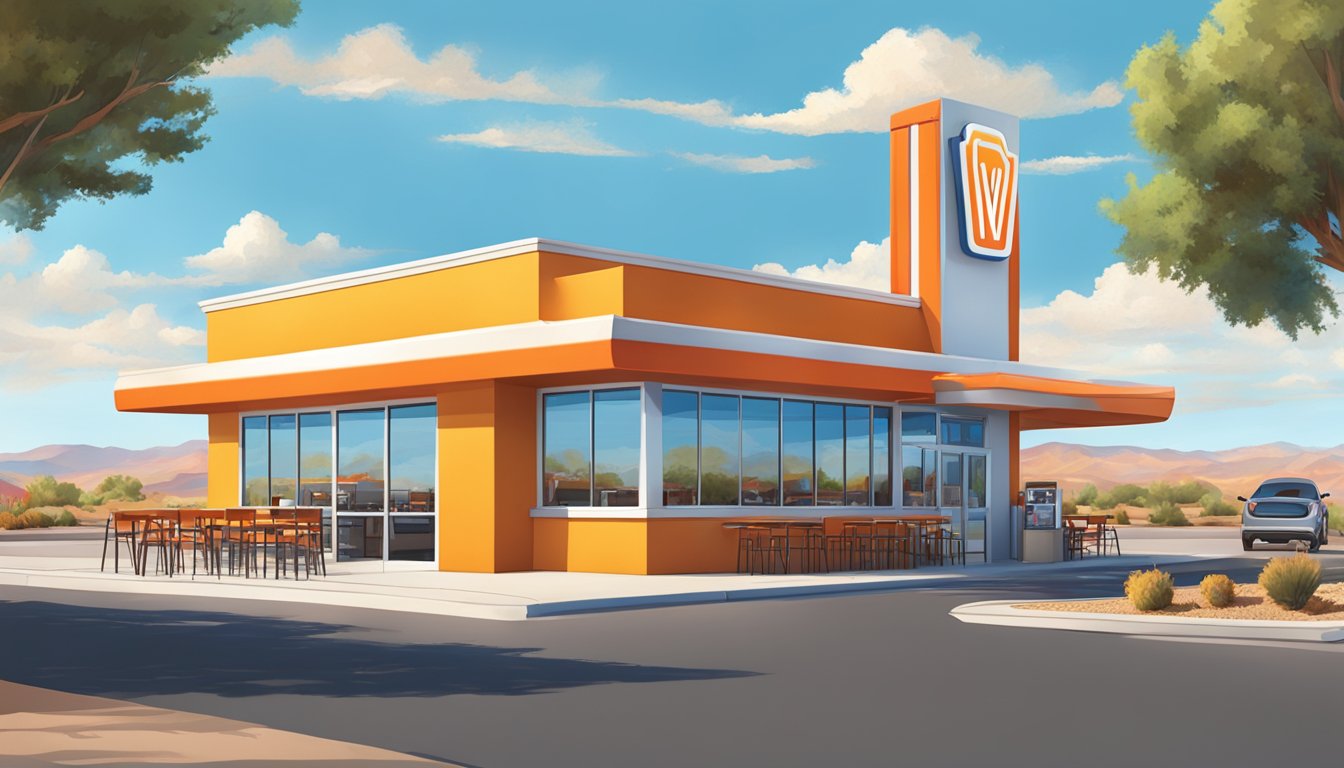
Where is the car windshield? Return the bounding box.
[1252,481,1318,500]
[1249,500,1312,518]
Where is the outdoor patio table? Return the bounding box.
[724,519,824,574]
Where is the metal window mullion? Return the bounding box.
[383,406,390,562]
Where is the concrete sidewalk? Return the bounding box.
[0,528,1211,620]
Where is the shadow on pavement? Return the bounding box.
[0,599,755,699]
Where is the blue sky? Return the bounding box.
[5,0,1338,454]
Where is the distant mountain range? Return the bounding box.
[0,441,207,500]
[0,439,1336,505]
[1023,441,1344,498]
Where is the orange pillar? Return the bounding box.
[207,412,239,509]
[437,380,536,572]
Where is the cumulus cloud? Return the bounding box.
[183,211,370,285]
[674,152,815,174]
[208,25,1121,137]
[207,24,567,104]
[753,238,889,291]
[0,233,33,266]
[438,121,636,157]
[1021,262,1344,411]
[1021,154,1137,175]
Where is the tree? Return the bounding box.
[24,475,82,508]
[87,474,145,504]
[0,0,298,230]
[1104,0,1344,337]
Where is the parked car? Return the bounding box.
[1239,477,1330,552]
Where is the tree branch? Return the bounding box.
[0,88,85,136]
[32,66,170,154]
[0,109,52,198]
[1311,45,1344,128]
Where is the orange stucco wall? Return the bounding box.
[207,412,239,509]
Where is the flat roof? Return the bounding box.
[198,237,922,313]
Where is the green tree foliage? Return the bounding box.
[1104,0,1344,337]
[24,475,81,507]
[81,474,145,505]
[1199,491,1239,516]
[0,0,298,229]
[1075,484,1099,506]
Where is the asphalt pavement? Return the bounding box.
[3,537,1344,768]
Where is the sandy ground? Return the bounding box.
[1018,582,1344,622]
[0,680,453,767]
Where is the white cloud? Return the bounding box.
[729,28,1123,135]
[753,238,889,292]
[1021,154,1137,175]
[1021,261,1344,411]
[674,152,815,174]
[208,25,1120,137]
[438,121,636,157]
[207,25,567,104]
[183,211,370,285]
[0,233,33,266]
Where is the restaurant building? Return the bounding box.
[113,99,1174,574]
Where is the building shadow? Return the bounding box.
[0,599,755,700]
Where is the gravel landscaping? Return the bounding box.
[1017,582,1344,622]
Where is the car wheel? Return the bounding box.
[1242,538,1254,551]
[1310,537,1321,552]
[1323,526,1330,546]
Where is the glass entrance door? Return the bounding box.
[939,452,964,540]
[940,450,989,561]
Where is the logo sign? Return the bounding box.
[954,123,1017,261]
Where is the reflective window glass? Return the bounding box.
[781,400,814,506]
[662,390,699,505]
[699,394,740,505]
[967,454,987,509]
[268,414,297,505]
[298,412,333,508]
[901,411,937,440]
[741,397,780,506]
[873,407,893,506]
[844,405,870,506]
[390,404,436,513]
[815,403,844,506]
[594,389,640,507]
[922,447,938,507]
[942,452,964,508]
[388,515,435,561]
[941,417,985,447]
[902,445,938,507]
[242,416,268,506]
[542,392,591,507]
[337,409,385,513]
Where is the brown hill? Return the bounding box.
[1023,441,1344,498]
[0,441,206,498]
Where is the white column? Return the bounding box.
[641,382,663,510]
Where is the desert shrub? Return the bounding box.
[1108,484,1147,506]
[1093,493,1118,510]
[16,510,52,529]
[1113,507,1130,525]
[1329,504,1344,534]
[1148,501,1191,526]
[1200,574,1236,607]
[1125,568,1174,611]
[51,509,78,527]
[0,512,17,530]
[82,474,144,506]
[1199,492,1238,517]
[1259,554,1320,610]
[1075,484,1099,506]
[1061,499,1078,516]
[25,476,81,508]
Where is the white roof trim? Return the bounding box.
[197,237,921,313]
[115,314,1143,395]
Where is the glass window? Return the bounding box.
[815,403,844,506]
[873,407,892,506]
[699,394,740,505]
[337,409,385,513]
[781,400,814,506]
[268,414,297,505]
[390,404,436,513]
[941,416,985,447]
[594,389,641,507]
[388,515,435,561]
[741,397,780,506]
[902,445,938,507]
[542,392,591,507]
[967,454,987,509]
[901,411,936,441]
[298,412,333,508]
[662,390,699,505]
[242,416,268,506]
[844,405,870,506]
[922,447,938,507]
[942,452,963,507]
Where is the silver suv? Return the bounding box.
[1239,477,1330,552]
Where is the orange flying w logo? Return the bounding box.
[955,123,1017,261]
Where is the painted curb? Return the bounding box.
[950,599,1344,642]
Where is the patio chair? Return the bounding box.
[101,510,151,574]
[223,508,259,578]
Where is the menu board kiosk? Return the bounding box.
[1021,481,1063,563]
